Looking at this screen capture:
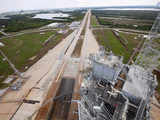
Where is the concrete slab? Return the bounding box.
[0,30,76,120]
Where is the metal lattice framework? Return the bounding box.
[79,51,158,120]
[135,13,160,71]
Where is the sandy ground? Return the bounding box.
[65,12,89,58]
[2,9,158,120]
[17,11,89,120]
[150,97,160,120]
[68,10,99,120]
[34,11,89,120]
[151,104,160,120]
[63,58,80,78]
[0,29,77,120]
[81,10,99,59]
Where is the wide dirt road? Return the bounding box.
[67,10,99,120]
[0,29,77,120]
[0,9,99,120]
[27,10,89,120]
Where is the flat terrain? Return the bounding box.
[0,28,77,120]
[0,30,72,88]
[71,15,88,57]
[91,15,99,27]
[92,10,157,31]
[1,31,56,68]
[71,36,84,57]
[0,10,85,33]
[92,10,158,20]
[93,29,141,63]
[10,10,89,120]
[0,33,3,37]
[0,9,159,120]
[99,17,153,26]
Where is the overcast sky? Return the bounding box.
[0,0,158,13]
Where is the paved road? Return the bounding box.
[0,9,98,120]
[11,10,89,120]
[41,10,90,120]
[36,10,90,120]
[82,10,99,59]
[67,10,99,120]
[0,29,76,120]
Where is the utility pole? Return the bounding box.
[135,13,160,72]
[0,49,27,79]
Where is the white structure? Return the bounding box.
[32,13,69,20]
[69,21,81,28]
[47,23,60,27]
[58,29,68,34]
[0,42,4,47]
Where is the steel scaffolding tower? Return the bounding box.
[135,13,160,71]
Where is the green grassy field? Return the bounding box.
[0,32,3,37]
[0,30,62,88]
[0,31,56,68]
[92,10,155,31]
[0,55,13,88]
[91,15,99,27]
[93,29,140,63]
[118,32,140,51]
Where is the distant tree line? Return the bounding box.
[62,10,85,21]
[97,17,152,31]
[0,14,54,32]
[92,10,158,20]
[0,10,85,32]
[92,10,156,31]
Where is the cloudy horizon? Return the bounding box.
[0,0,158,13]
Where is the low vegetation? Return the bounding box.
[92,10,156,31]
[0,14,54,32]
[92,10,158,20]
[0,30,71,88]
[0,32,3,37]
[97,17,152,31]
[0,10,85,33]
[91,15,99,27]
[93,29,140,63]
[118,32,140,51]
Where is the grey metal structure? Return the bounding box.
[135,12,160,71]
[92,61,122,86]
[79,50,157,120]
